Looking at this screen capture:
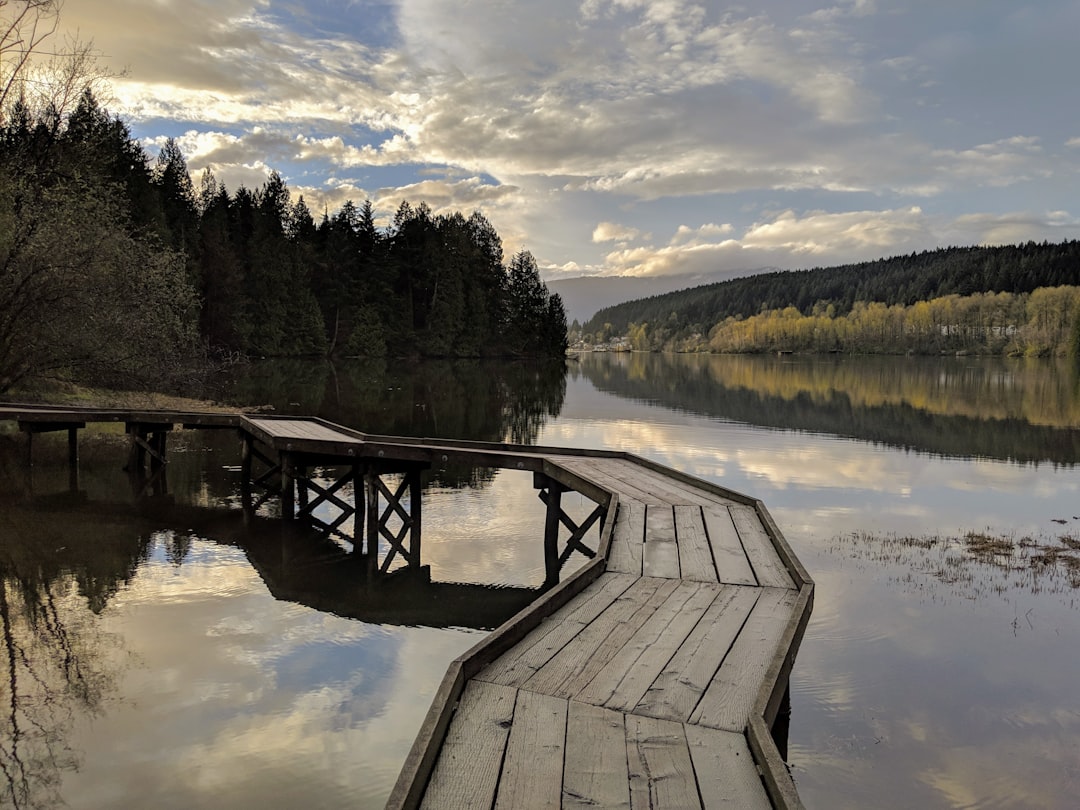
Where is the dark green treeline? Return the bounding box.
[585,241,1080,346]
[0,90,567,393]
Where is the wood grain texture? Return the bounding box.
[689,587,801,732]
[563,702,631,810]
[420,681,517,810]
[494,690,568,810]
[604,458,735,509]
[635,585,760,723]
[702,507,758,586]
[730,504,796,589]
[685,724,772,809]
[643,505,680,579]
[524,577,681,699]
[576,581,720,712]
[675,505,718,582]
[246,418,357,443]
[477,573,637,687]
[557,458,669,505]
[626,715,701,810]
[608,499,645,575]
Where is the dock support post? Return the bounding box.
[280,452,295,520]
[68,428,80,492]
[542,480,564,588]
[240,433,253,516]
[771,683,791,760]
[365,471,380,576]
[535,473,604,588]
[125,423,171,497]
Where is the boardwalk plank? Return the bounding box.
[604,458,736,509]
[685,724,772,809]
[675,505,718,582]
[702,507,758,586]
[643,505,680,579]
[477,573,638,687]
[608,499,645,576]
[730,504,796,589]
[558,458,668,505]
[635,585,760,723]
[494,690,568,810]
[626,715,701,810]
[596,460,703,506]
[689,587,801,732]
[563,702,631,810]
[420,681,517,810]
[524,577,681,699]
[578,581,720,712]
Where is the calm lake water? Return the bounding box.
[2,352,1079,809]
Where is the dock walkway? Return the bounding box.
[0,405,813,809]
[392,454,812,810]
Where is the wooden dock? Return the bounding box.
[0,404,813,809]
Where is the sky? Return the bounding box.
[45,0,1080,282]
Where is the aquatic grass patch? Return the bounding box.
[833,525,1080,604]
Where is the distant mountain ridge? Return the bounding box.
[579,241,1080,336]
[546,270,778,325]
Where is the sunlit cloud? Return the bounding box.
[51,0,1080,279]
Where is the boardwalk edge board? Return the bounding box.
[0,406,813,810]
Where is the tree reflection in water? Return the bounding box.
[0,509,138,810]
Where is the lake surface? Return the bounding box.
[2,352,1079,809]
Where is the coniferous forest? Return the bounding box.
[0,90,568,394]
[584,243,1080,356]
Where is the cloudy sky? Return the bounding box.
[50,0,1080,281]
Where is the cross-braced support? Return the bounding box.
[535,473,606,588]
[365,465,425,575]
[240,434,284,515]
[125,422,172,497]
[294,462,362,543]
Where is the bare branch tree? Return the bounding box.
[0,1,62,113]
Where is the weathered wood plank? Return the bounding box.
[476,573,638,687]
[608,499,645,576]
[689,587,801,732]
[557,458,669,505]
[643,505,680,579]
[247,417,355,443]
[494,690,568,810]
[563,702,631,809]
[524,577,681,699]
[579,458,702,508]
[675,505,718,582]
[577,581,720,712]
[626,715,701,810]
[730,504,796,589]
[635,585,760,723]
[420,680,517,810]
[602,457,736,509]
[685,724,772,809]
[702,507,758,586]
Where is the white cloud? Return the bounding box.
[592,222,648,243]
[593,206,1077,277]
[50,0,1080,278]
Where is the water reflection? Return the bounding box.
[0,419,567,810]
[553,352,1080,810]
[574,352,1080,464]
[219,358,567,445]
[6,351,1080,809]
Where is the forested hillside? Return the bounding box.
[0,90,566,394]
[584,243,1080,348]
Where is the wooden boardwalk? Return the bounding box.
[0,405,813,809]
[392,455,812,810]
